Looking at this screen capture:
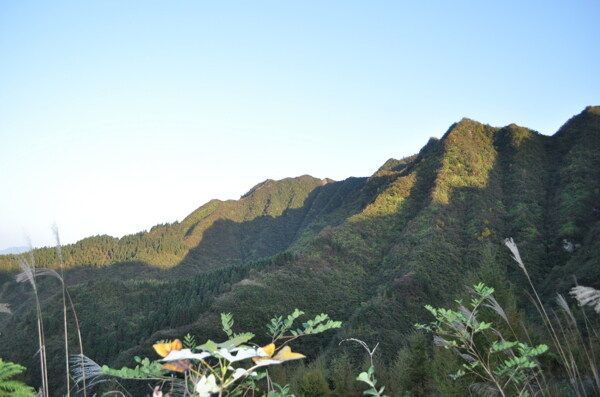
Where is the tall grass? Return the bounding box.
[15,231,87,397]
[504,238,600,397]
[16,250,49,397]
[418,240,600,396]
[54,226,71,397]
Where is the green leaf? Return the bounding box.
[218,333,255,350]
[449,369,466,380]
[221,312,235,338]
[101,358,166,379]
[0,359,36,397]
[356,371,371,384]
[491,340,518,352]
[198,340,219,353]
[183,333,197,349]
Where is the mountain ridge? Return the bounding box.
[0,246,29,255]
[3,108,596,274]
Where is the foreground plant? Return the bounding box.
[83,310,341,396]
[416,283,548,397]
[15,230,86,397]
[506,238,600,396]
[0,358,37,397]
[340,339,390,397]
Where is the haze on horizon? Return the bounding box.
[1,1,598,250]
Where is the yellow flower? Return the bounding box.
[252,343,305,366]
[153,339,183,358]
[161,360,192,373]
[153,339,189,373]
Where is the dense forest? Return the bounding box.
[0,106,599,396]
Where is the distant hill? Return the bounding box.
[1,106,599,395]
[0,246,29,255]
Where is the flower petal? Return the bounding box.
[153,339,183,357]
[196,374,220,397]
[161,348,211,362]
[231,368,248,380]
[253,358,284,367]
[253,345,305,366]
[161,360,191,373]
[218,346,269,362]
[262,343,276,357]
[273,346,305,362]
[252,343,276,363]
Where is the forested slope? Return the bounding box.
[0,106,599,395]
[0,175,346,272]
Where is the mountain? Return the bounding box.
[0,175,364,275]
[0,246,29,255]
[0,106,599,395]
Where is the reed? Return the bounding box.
[14,230,87,397]
[16,250,49,397]
[505,238,600,396]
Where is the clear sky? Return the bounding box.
[0,1,598,249]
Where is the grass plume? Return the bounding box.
[16,250,49,397]
[13,229,87,397]
[505,238,600,397]
[0,303,10,315]
[570,286,600,314]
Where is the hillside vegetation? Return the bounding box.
[1,106,599,396]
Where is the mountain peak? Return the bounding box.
[440,117,497,147]
[241,175,330,199]
[555,106,600,140]
[570,105,600,123]
[454,117,486,128]
[241,179,274,198]
[439,117,494,142]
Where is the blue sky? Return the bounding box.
[0,1,598,249]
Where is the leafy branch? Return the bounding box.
[84,309,341,397]
[416,283,548,397]
[267,309,342,346]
